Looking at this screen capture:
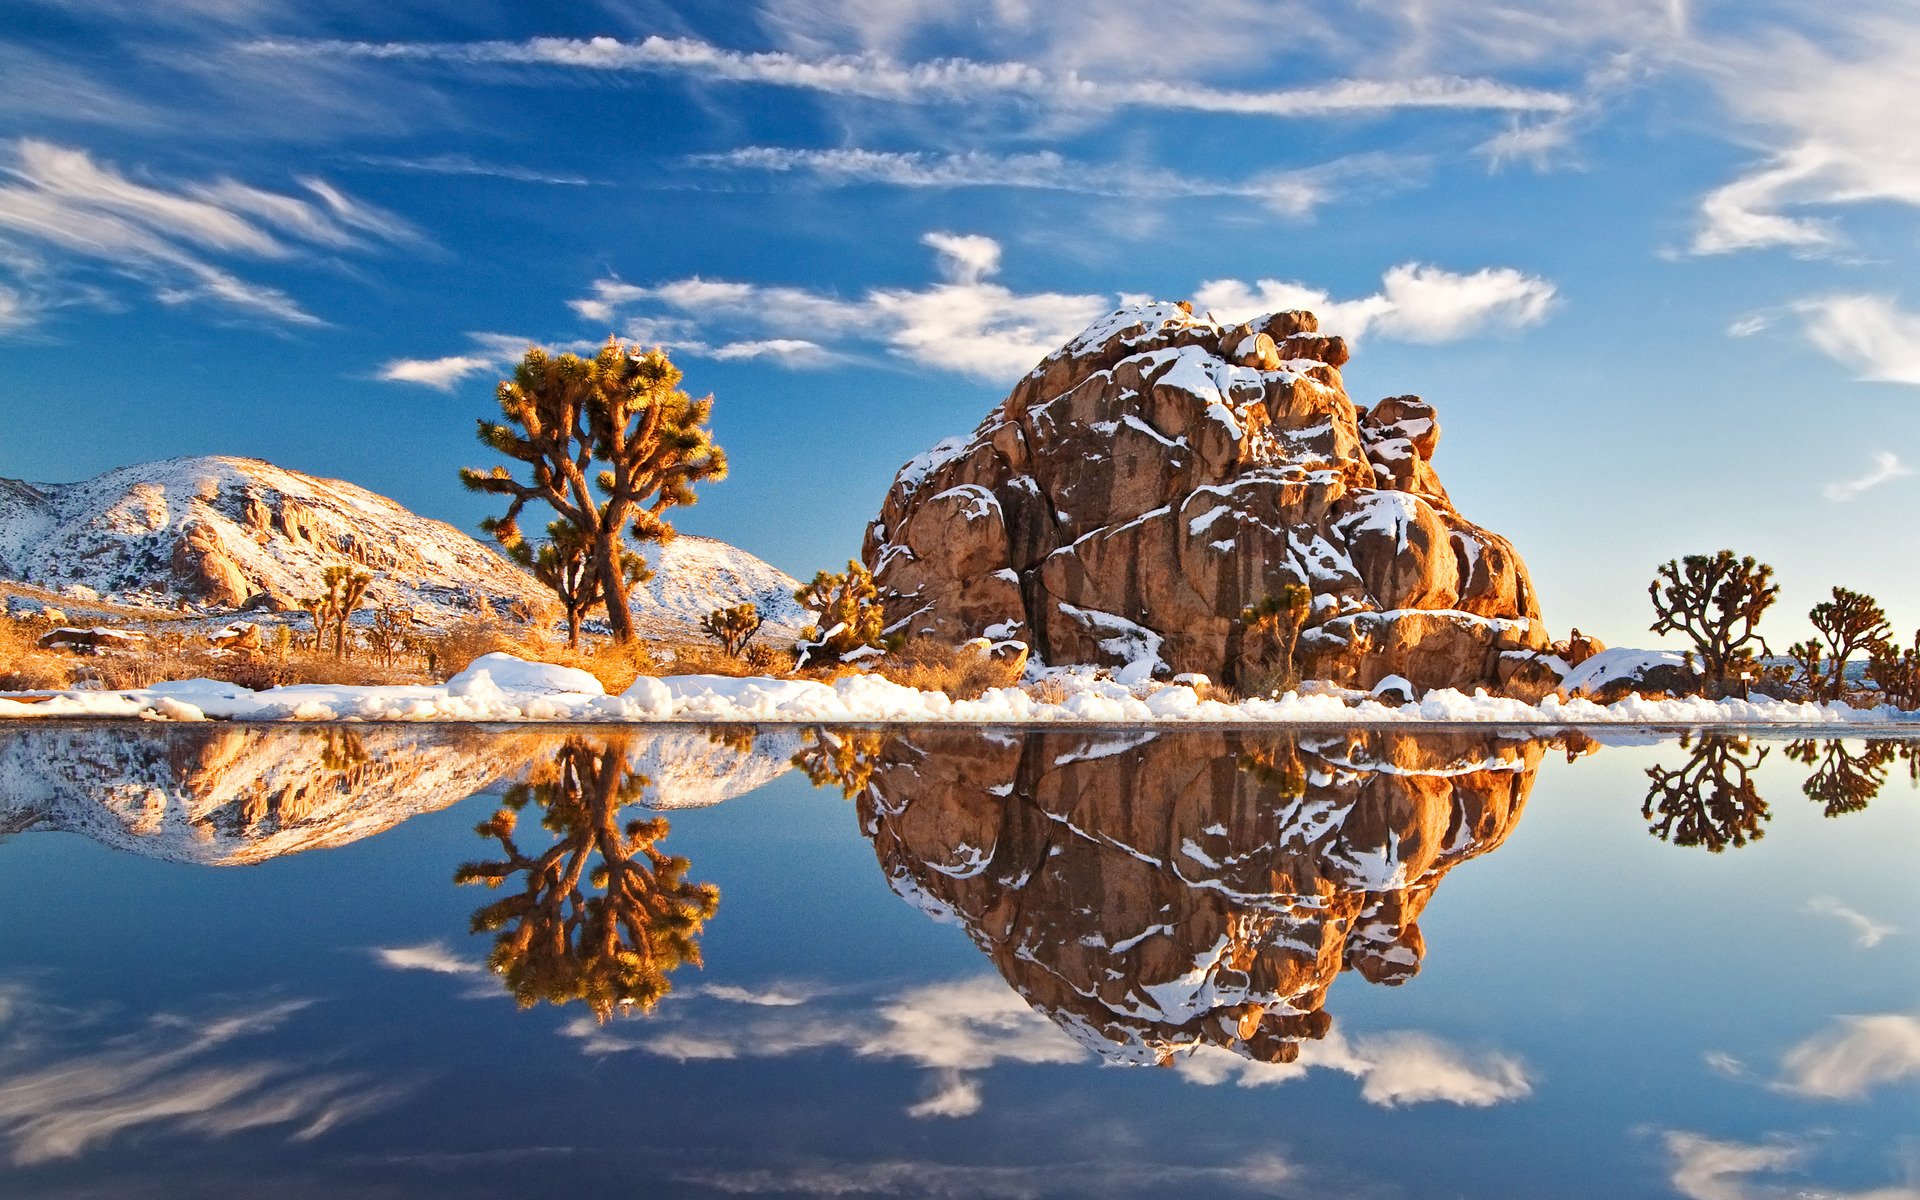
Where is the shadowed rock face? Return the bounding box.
[863,303,1547,692]
[857,728,1550,1067]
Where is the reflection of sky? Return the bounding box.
[0,732,1913,1199]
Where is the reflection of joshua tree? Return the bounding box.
[792,728,889,799]
[456,736,718,1021]
[1642,735,1770,852]
[1235,740,1306,796]
[1785,739,1896,818]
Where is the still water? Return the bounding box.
[0,722,1913,1199]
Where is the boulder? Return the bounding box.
[864,301,1547,693]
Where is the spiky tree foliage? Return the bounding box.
[462,341,727,644]
[701,602,764,658]
[1240,582,1312,684]
[321,567,373,661]
[790,727,890,799]
[1785,640,1824,699]
[1648,551,1778,698]
[1785,739,1895,817]
[1802,587,1891,702]
[793,560,889,668]
[455,735,718,1022]
[1641,734,1770,852]
[1868,630,1920,709]
[1235,737,1307,799]
[514,520,645,649]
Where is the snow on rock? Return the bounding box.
[0,654,1913,726]
[862,300,1552,699]
[1559,647,1690,697]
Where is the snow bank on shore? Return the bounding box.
[0,653,1911,727]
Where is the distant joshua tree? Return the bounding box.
[1240,582,1312,689]
[1641,734,1770,852]
[1868,630,1920,710]
[1791,587,1891,702]
[701,602,763,659]
[518,520,645,649]
[303,566,373,661]
[462,341,726,645]
[793,560,889,668]
[1648,551,1778,697]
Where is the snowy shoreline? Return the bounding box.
[0,653,1915,729]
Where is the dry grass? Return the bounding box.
[0,616,70,691]
[874,637,1024,701]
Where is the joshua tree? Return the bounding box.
[1648,551,1778,697]
[462,341,726,644]
[367,604,413,668]
[456,735,719,1022]
[790,727,890,799]
[1785,639,1824,699]
[1240,582,1312,688]
[322,567,373,661]
[1868,630,1920,709]
[701,602,763,658]
[1641,734,1770,852]
[1784,738,1895,818]
[516,520,644,649]
[793,560,889,668]
[1800,587,1891,702]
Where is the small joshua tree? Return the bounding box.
[317,566,373,661]
[1648,551,1778,698]
[1785,639,1824,700]
[793,560,889,668]
[518,520,645,649]
[701,602,763,658]
[1240,582,1312,689]
[1801,586,1891,702]
[367,604,413,669]
[1868,630,1920,710]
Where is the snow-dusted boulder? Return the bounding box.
[447,653,603,698]
[863,302,1547,693]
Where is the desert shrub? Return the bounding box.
[873,638,1023,700]
[0,616,70,690]
[1024,675,1073,706]
[793,561,890,668]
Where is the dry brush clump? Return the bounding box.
[873,638,1024,701]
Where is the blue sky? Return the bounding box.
[1,0,1916,647]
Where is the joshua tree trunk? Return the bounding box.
[596,542,637,644]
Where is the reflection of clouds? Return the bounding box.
[1774,1013,1920,1100]
[669,1152,1301,1198]
[1806,897,1898,949]
[563,975,1530,1117]
[0,992,400,1165]
[1664,1131,1920,1200]
[699,982,827,1007]
[1173,1030,1530,1108]
[372,942,487,976]
[1703,1051,1746,1079]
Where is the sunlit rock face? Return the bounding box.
[863,303,1548,692]
[858,729,1548,1067]
[0,726,798,864]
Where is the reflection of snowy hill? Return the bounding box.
[0,726,801,864]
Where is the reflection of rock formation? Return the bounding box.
[458,735,718,1021]
[0,725,542,864]
[0,725,797,865]
[851,728,1547,1067]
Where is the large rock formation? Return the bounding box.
[855,727,1555,1066]
[864,303,1548,692]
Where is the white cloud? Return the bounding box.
[1688,17,1920,256]
[1822,454,1912,503]
[569,232,1110,382]
[349,153,595,186]
[0,995,398,1166]
[685,146,1412,218]
[668,1151,1301,1198]
[1793,295,1920,386]
[1195,262,1556,342]
[1703,1051,1746,1078]
[0,138,419,329]
[377,331,600,391]
[1175,1028,1531,1107]
[1663,1130,1920,1200]
[371,942,486,975]
[1774,1012,1920,1100]
[699,983,826,1007]
[1727,314,1773,338]
[247,34,1573,119]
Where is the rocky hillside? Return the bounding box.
[865,303,1549,693]
[0,456,804,631]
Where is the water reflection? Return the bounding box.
[456,735,719,1020]
[830,728,1556,1068]
[1638,735,1914,850]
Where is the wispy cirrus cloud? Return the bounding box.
[684,146,1415,218]
[377,331,603,391]
[667,1151,1302,1198]
[1664,1130,1920,1200]
[1804,896,1898,944]
[1792,294,1920,386]
[0,992,400,1166]
[244,34,1574,119]
[1821,454,1912,503]
[1773,1012,1920,1100]
[349,152,597,187]
[0,138,421,330]
[1195,262,1558,342]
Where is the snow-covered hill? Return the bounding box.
[0,456,804,632]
